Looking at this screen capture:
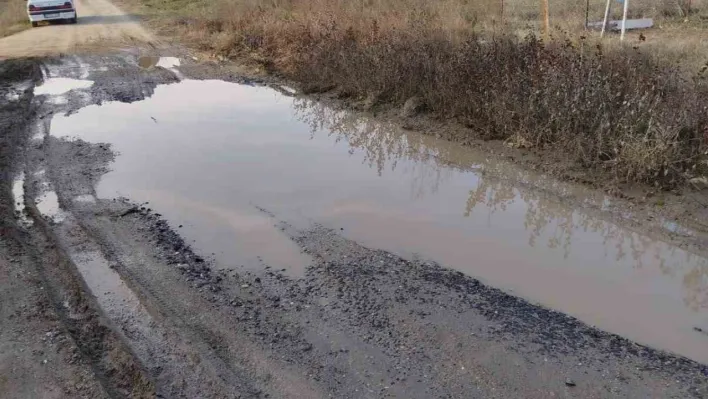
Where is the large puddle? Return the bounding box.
[48,79,708,363]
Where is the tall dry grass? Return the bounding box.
[163,0,707,68]
[0,0,28,38]
[143,0,708,188]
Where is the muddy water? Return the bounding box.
[47,79,708,363]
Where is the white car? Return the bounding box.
[27,0,78,27]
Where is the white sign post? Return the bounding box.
[601,0,612,37]
[620,0,630,40]
[601,0,632,41]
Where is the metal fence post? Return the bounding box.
[601,0,612,37]
[620,0,629,41]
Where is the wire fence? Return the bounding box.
[475,0,705,32]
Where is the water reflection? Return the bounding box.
[293,97,708,314]
[686,267,708,312]
[294,99,461,199]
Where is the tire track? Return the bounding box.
[23,183,156,399]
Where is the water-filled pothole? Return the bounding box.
[46,79,708,363]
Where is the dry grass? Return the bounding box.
[0,0,28,38]
[145,0,708,67]
[137,0,708,188]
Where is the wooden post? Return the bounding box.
[685,0,692,21]
[541,0,550,38]
[620,0,629,41]
[585,0,590,30]
[601,0,611,37]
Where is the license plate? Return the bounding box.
[43,13,60,19]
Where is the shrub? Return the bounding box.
[288,29,708,186]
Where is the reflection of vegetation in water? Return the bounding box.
[684,264,708,312]
[464,168,708,311]
[465,176,640,260]
[293,98,456,199]
[292,98,708,312]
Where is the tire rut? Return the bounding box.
[71,207,325,398]
[1,58,154,398]
[29,140,248,396]
[22,192,156,399]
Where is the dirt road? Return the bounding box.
[0,0,153,59]
[0,52,704,398]
[1,7,708,398]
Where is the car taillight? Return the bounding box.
[28,4,37,11]
[61,2,72,9]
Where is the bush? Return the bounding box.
[287,29,708,187]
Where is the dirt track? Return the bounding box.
[1,5,708,399]
[0,0,153,59]
[0,52,703,398]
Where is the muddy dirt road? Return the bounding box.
[1,28,708,399]
[0,0,153,59]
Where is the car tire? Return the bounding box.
[70,17,77,24]
[31,21,38,27]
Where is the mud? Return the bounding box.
[0,58,142,399]
[3,53,708,398]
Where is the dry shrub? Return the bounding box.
[289,28,708,186]
[155,0,708,188]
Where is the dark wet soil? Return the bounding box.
[96,201,708,398]
[0,58,151,398]
[2,54,708,399]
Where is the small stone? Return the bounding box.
[565,378,576,387]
